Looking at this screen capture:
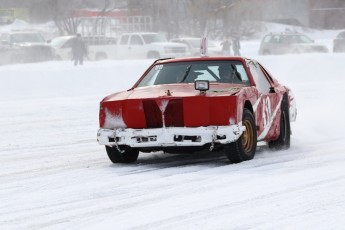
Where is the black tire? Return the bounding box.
[224,108,257,163]
[105,146,139,163]
[268,95,291,150]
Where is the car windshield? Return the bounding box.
[142,34,167,43]
[137,61,250,87]
[50,37,71,48]
[10,33,45,43]
[297,35,313,43]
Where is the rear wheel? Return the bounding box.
[268,95,291,150]
[105,146,139,163]
[224,109,257,163]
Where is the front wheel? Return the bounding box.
[224,108,257,163]
[105,146,139,163]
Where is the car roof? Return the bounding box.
[155,56,251,64]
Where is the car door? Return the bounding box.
[0,44,11,65]
[248,61,282,141]
[116,34,130,58]
[59,38,73,60]
[278,35,294,54]
[266,35,283,54]
[127,34,146,59]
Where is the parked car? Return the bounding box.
[333,31,345,52]
[170,37,222,56]
[0,31,55,63]
[97,56,297,164]
[259,32,328,55]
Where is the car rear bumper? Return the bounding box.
[97,125,245,148]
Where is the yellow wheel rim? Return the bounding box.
[241,119,254,153]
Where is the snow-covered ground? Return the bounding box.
[1,22,345,229]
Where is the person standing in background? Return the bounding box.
[233,36,241,56]
[221,37,232,56]
[71,34,87,66]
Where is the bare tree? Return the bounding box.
[50,0,82,35]
[92,0,118,35]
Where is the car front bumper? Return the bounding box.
[97,125,245,148]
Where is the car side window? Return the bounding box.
[62,39,73,48]
[280,36,290,43]
[120,35,129,45]
[263,35,272,43]
[248,62,271,94]
[271,35,280,43]
[130,35,143,45]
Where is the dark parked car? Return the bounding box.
[333,31,345,52]
[259,32,328,55]
[0,31,55,64]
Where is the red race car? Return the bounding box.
[97,57,297,164]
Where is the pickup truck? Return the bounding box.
[50,32,189,61]
[115,32,189,59]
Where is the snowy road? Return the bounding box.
[1,55,345,229]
